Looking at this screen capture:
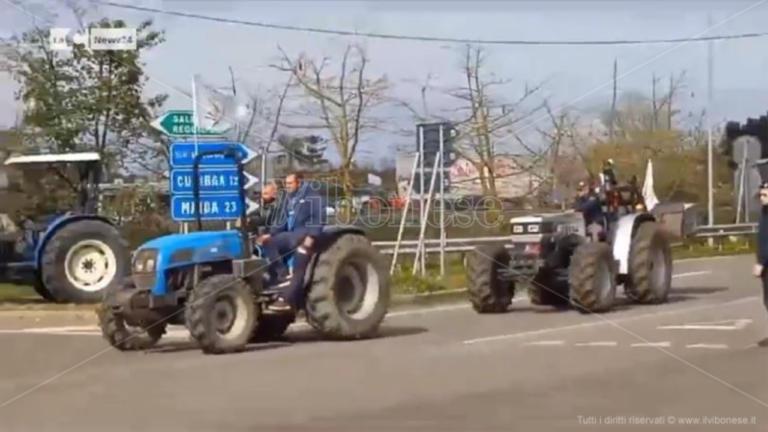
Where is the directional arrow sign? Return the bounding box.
[151,110,230,137]
[171,195,259,221]
[170,168,259,194]
[170,142,259,168]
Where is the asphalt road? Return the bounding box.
[0,255,767,431]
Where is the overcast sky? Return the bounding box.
[1,0,766,166]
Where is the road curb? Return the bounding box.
[392,289,468,307]
[674,253,750,263]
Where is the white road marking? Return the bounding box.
[671,271,711,278]
[686,343,729,349]
[0,326,190,338]
[462,296,758,345]
[631,342,671,347]
[12,325,98,333]
[523,340,565,346]
[386,303,471,318]
[658,319,752,331]
[574,341,618,347]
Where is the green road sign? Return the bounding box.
[150,110,230,137]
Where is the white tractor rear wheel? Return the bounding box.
[626,222,672,304]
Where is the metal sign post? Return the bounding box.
[438,124,446,278]
[418,125,425,275]
[413,152,442,275]
[414,122,455,276]
[391,153,420,274]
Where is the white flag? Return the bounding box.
[192,74,250,133]
[642,159,659,211]
[367,173,382,186]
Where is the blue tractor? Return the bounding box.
[0,152,131,303]
[98,146,391,354]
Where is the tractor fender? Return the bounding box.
[302,227,368,288]
[611,212,656,275]
[34,214,117,271]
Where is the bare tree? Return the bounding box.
[608,71,687,138]
[274,44,389,197]
[536,104,589,207]
[447,45,546,198]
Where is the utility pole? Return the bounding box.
[609,59,618,143]
[706,13,715,245]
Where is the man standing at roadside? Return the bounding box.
[753,181,768,347]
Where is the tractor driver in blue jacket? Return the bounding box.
[574,180,605,241]
[258,172,326,313]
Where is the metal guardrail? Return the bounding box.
[372,236,510,255]
[692,223,758,238]
[374,223,762,255]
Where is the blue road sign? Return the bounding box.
[170,168,259,194]
[171,194,259,221]
[170,142,259,168]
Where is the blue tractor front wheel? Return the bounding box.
[98,277,168,351]
[186,274,257,354]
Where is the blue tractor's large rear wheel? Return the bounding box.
[40,220,130,303]
[305,233,390,340]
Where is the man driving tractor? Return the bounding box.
[257,173,326,313]
[574,179,605,241]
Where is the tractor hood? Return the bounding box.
[136,230,246,270]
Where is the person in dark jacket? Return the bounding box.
[574,180,605,241]
[258,173,326,312]
[260,182,286,230]
[244,182,282,231]
[753,181,768,347]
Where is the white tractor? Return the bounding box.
[465,162,672,314]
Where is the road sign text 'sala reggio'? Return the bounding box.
[151,110,229,137]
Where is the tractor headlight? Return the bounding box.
[134,249,158,274]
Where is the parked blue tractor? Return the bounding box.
[0,153,131,303]
[98,146,391,354]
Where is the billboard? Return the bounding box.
[396,152,542,199]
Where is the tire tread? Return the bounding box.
[465,244,514,313]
